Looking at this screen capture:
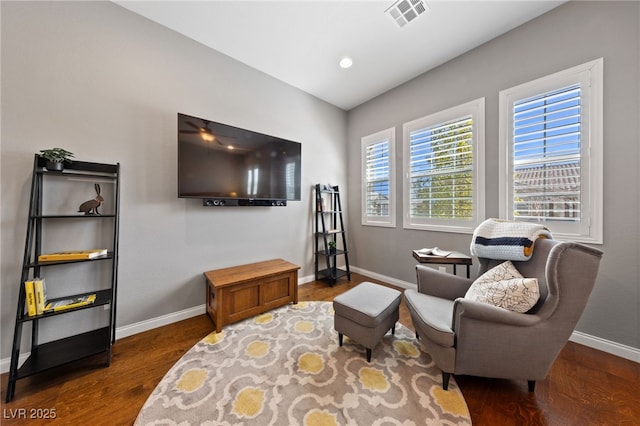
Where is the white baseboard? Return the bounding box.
[569,330,640,362]
[3,269,637,373]
[1,354,30,376]
[115,304,206,340]
[298,273,316,285]
[349,266,417,290]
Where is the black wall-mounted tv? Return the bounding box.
[178,113,301,206]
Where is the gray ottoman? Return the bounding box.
[333,282,402,362]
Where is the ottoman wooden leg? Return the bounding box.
[339,333,343,347]
[366,348,372,362]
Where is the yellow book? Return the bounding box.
[44,294,96,312]
[34,278,47,315]
[24,280,37,317]
[38,249,108,262]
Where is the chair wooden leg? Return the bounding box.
[391,323,396,335]
[338,333,343,347]
[442,372,451,390]
[366,348,372,362]
[528,380,536,392]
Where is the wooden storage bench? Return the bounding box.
[204,258,300,333]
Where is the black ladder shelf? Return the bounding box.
[314,184,351,285]
[5,154,120,402]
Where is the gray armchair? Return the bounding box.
[405,239,603,391]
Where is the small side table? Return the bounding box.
[412,250,473,278]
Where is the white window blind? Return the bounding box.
[499,58,603,244]
[512,84,581,222]
[365,141,390,216]
[403,98,485,233]
[362,128,395,227]
[408,115,474,220]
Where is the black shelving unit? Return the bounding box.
[5,154,120,402]
[314,184,351,285]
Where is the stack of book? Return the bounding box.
[44,294,96,312]
[38,248,107,262]
[24,277,96,316]
[23,278,47,316]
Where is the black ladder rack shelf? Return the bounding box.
[5,154,120,402]
[314,184,351,286]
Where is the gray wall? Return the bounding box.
[0,1,347,359]
[347,1,640,350]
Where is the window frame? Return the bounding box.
[498,58,603,244]
[402,98,486,233]
[361,127,396,228]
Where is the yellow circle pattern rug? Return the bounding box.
[135,301,471,425]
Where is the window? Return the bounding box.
[499,58,603,244]
[361,128,395,227]
[403,98,485,233]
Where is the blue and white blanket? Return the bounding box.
[470,219,552,261]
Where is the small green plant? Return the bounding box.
[328,241,336,250]
[39,148,74,163]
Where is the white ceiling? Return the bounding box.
[115,1,565,110]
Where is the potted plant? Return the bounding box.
[328,241,337,254]
[39,148,74,171]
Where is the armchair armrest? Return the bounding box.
[451,298,556,382]
[452,298,541,328]
[415,265,473,300]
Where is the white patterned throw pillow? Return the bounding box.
[464,261,540,313]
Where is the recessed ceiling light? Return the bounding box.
[339,57,353,69]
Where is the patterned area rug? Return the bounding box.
[135,301,471,425]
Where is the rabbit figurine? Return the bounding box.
[78,184,104,215]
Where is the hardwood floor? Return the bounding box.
[2,272,639,425]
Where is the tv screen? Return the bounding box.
[178,113,301,203]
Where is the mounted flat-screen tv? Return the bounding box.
[178,113,301,206]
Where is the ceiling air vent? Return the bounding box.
[386,0,429,28]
